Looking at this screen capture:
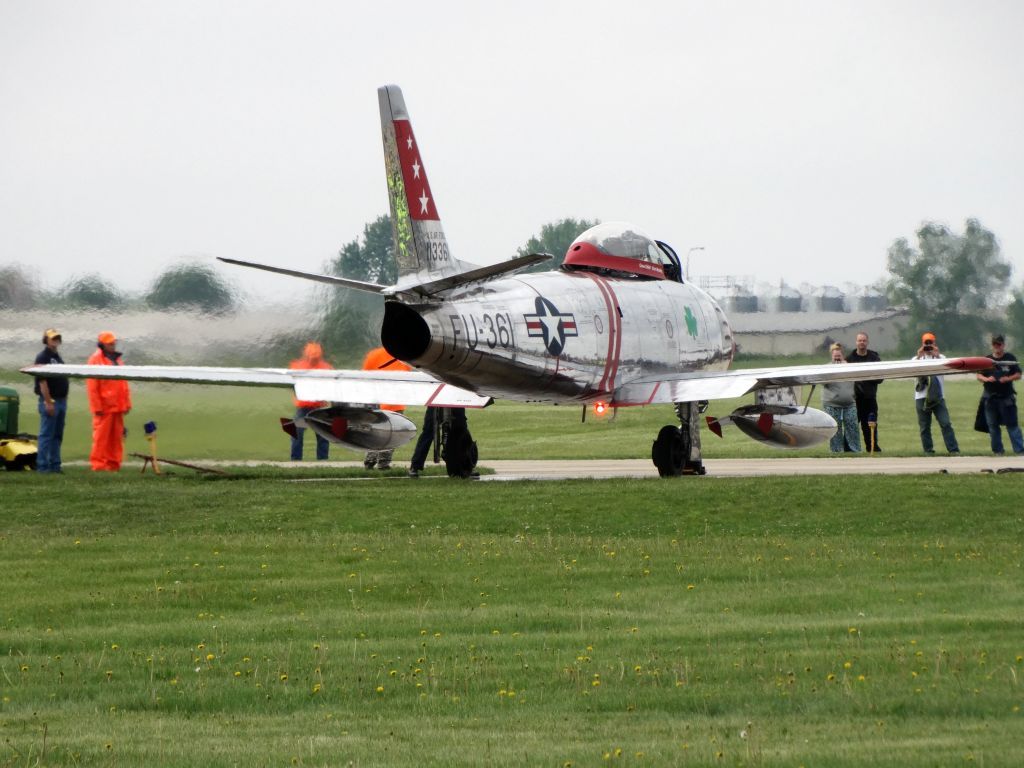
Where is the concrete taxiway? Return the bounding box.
[480,455,1024,480]
[135,454,1024,480]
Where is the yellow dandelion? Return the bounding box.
[376,685,384,693]
[280,673,288,682]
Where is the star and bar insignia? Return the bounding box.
[524,296,578,356]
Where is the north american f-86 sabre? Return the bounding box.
[25,85,993,476]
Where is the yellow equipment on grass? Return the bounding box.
[0,386,38,471]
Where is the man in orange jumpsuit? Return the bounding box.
[289,342,333,460]
[361,346,411,470]
[86,331,132,471]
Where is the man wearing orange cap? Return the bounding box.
[913,331,960,455]
[86,331,132,471]
[289,342,333,460]
[361,346,411,470]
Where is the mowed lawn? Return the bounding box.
[1,473,1022,766]
[0,369,1007,463]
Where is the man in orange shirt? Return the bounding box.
[289,342,333,460]
[86,331,132,471]
[361,346,411,470]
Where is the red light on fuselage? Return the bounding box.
[593,401,609,417]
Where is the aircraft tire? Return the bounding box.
[652,424,687,477]
[443,426,478,478]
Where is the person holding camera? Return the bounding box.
[913,332,960,455]
[976,333,1024,455]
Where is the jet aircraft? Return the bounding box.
[25,85,993,476]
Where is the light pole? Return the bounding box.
[686,246,704,282]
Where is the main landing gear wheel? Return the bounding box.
[442,421,478,478]
[652,424,688,477]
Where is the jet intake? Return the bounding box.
[709,405,836,449]
[302,406,417,452]
[382,301,431,362]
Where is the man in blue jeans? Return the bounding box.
[913,332,959,455]
[33,328,70,473]
[977,333,1024,455]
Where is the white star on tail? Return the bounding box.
[419,191,430,214]
[406,136,414,150]
[412,159,421,179]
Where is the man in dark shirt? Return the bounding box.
[33,328,70,473]
[976,333,1023,455]
[845,331,883,452]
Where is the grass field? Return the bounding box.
[1,473,1022,766]
[0,368,1006,463]
[3,364,1022,765]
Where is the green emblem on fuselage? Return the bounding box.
[684,306,699,338]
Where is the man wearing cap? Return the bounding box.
[913,332,960,455]
[976,333,1023,455]
[821,342,860,453]
[86,331,132,471]
[33,329,70,473]
[288,342,332,461]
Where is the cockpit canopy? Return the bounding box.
[563,222,681,281]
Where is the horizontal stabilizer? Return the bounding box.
[218,253,551,299]
[217,257,388,293]
[398,253,553,296]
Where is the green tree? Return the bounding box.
[516,218,600,272]
[61,274,122,310]
[885,219,1011,353]
[1006,288,1024,347]
[319,215,394,361]
[0,264,39,309]
[146,262,236,314]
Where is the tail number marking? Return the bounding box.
[450,313,515,351]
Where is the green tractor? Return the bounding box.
[0,387,37,471]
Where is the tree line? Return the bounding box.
[2,216,1019,361]
[0,262,236,315]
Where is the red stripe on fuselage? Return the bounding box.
[582,273,622,394]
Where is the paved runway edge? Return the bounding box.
[66,455,1024,480]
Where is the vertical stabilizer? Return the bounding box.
[379,85,471,280]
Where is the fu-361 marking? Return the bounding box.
[450,312,516,350]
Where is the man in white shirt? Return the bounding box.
[913,331,960,455]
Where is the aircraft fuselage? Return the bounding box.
[383,270,734,404]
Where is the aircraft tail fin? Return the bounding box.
[379,85,474,281]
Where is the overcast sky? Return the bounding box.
[2,0,1022,304]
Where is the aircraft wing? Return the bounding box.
[612,356,993,405]
[21,364,492,408]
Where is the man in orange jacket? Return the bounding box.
[362,346,411,470]
[86,331,132,471]
[289,342,333,460]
